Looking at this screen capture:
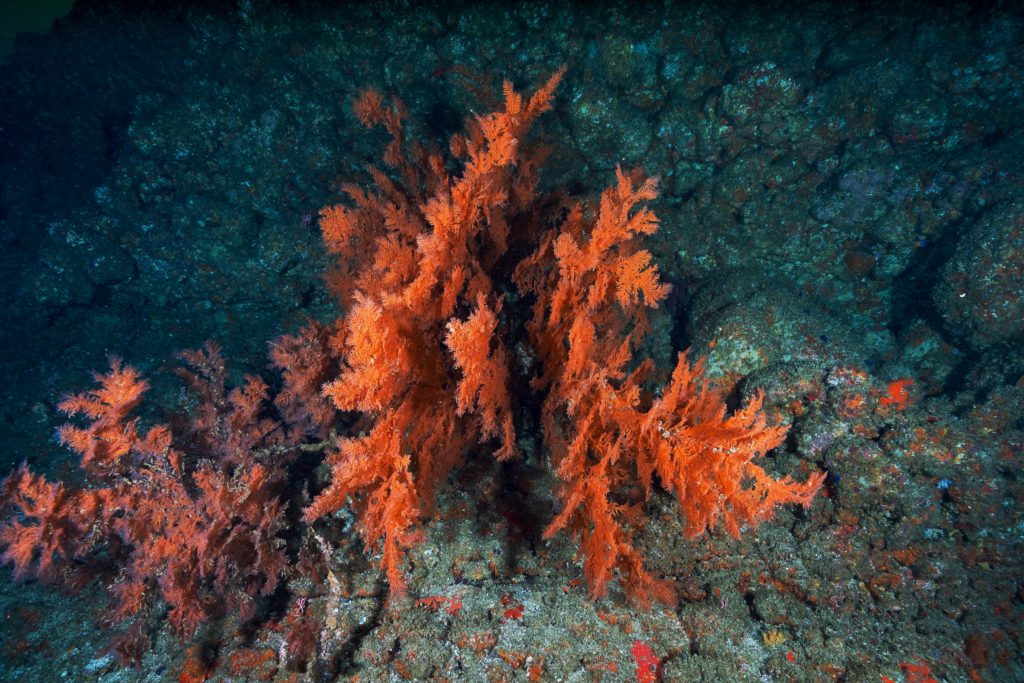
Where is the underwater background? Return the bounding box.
[1,1,1022,681]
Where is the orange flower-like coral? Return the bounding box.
[300,69,824,602]
[1,349,291,659]
[516,165,824,605]
[298,70,566,593]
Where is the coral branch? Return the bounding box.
[445,294,516,460]
[301,70,568,590]
[299,68,822,603]
[1,355,294,656]
[519,167,824,605]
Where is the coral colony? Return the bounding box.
[0,71,823,661]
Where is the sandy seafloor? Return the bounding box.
[1,1,1023,681]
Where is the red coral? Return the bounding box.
[300,70,823,605]
[0,465,87,580]
[445,293,516,461]
[56,357,149,470]
[879,377,914,410]
[518,167,824,605]
[631,640,660,683]
[269,321,341,439]
[301,68,567,595]
[0,352,293,656]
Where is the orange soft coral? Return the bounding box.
[517,168,825,605]
[445,293,516,461]
[0,465,85,580]
[0,353,292,658]
[516,167,827,606]
[300,70,822,605]
[301,68,566,594]
[56,358,150,470]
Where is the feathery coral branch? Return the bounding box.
[0,355,293,657]
[303,68,822,603]
[519,167,824,605]
[302,69,567,591]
